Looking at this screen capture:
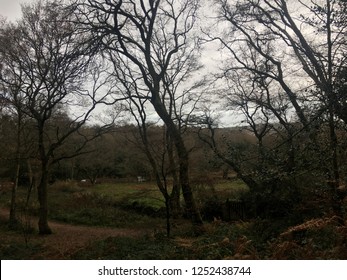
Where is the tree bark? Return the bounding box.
[151,95,204,233]
[27,159,33,188]
[37,125,52,235]
[167,132,181,218]
[9,110,22,229]
[37,165,52,234]
[170,181,181,219]
[9,163,19,229]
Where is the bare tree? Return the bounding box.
[0,0,112,234]
[209,0,347,221]
[73,0,206,232]
[0,18,30,228]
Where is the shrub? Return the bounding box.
[51,180,82,193]
[269,216,347,259]
[191,177,224,220]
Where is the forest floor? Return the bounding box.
[0,208,148,259]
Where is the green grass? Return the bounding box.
[47,182,166,228]
[96,183,166,208]
[213,179,249,198]
[1,178,346,260]
[1,179,346,260]
[0,179,249,229]
[0,181,168,229]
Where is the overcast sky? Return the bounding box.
[0,0,23,21]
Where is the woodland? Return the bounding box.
[0,0,347,259]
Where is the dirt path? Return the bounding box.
[0,208,146,259]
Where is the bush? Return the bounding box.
[51,180,82,193]
[269,216,347,259]
[241,177,301,220]
[191,177,224,220]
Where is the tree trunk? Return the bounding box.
[164,195,171,238]
[167,132,181,218]
[151,96,204,233]
[9,162,20,229]
[37,164,52,234]
[328,181,345,225]
[328,109,344,225]
[170,182,181,218]
[27,159,33,188]
[9,111,22,229]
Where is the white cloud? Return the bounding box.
[0,0,22,21]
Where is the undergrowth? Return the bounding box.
[1,180,346,259]
[72,216,347,260]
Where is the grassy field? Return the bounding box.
[1,179,346,260]
[0,179,248,227]
[49,179,246,226]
